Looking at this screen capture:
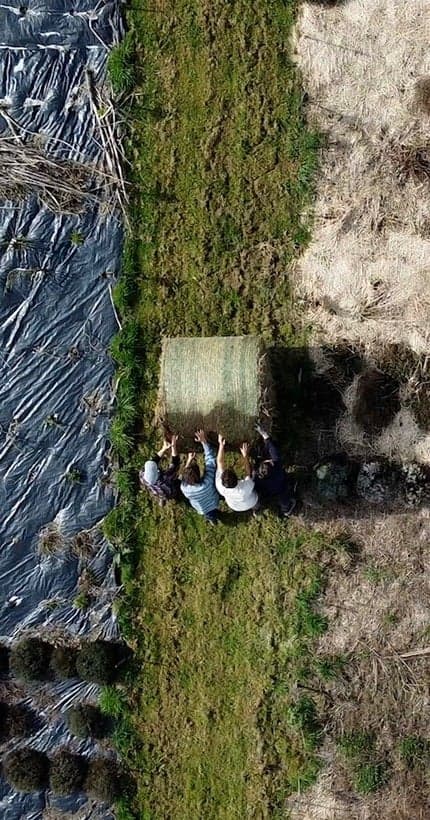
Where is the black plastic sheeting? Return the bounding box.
[0,1,125,817]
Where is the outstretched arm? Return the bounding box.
[217,434,226,473]
[157,439,172,460]
[240,442,252,478]
[170,434,179,458]
[166,434,180,472]
[185,451,196,467]
[256,424,280,462]
[195,428,216,477]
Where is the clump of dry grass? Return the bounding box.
[0,73,128,217]
[37,522,67,556]
[71,530,95,559]
[0,138,94,213]
[414,77,430,116]
[387,141,430,185]
[352,369,400,434]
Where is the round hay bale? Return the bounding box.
[157,336,272,447]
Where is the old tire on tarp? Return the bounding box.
[158,335,271,448]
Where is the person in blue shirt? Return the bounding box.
[181,429,220,524]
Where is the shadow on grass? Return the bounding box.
[268,344,429,521]
[306,0,349,6]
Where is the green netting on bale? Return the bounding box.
[158,336,271,447]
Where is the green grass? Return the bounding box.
[108,1,334,817]
[364,564,395,584]
[354,762,390,794]
[64,466,83,483]
[314,654,348,681]
[123,518,350,817]
[72,591,90,610]
[70,230,84,246]
[107,32,136,95]
[399,736,430,769]
[338,730,376,761]
[99,686,127,719]
[337,731,391,795]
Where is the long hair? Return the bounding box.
[182,463,201,486]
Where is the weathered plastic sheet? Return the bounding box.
[0,200,121,637]
[0,0,124,816]
[0,0,123,50]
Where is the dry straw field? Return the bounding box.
[294,0,430,466]
[290,2,430,817]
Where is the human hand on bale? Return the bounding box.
[240,442,250,458]
[194,429,207,444]
[218,433,226,447]
[170,434,179,456]
[186,451,196,466]
[157,439,172,458]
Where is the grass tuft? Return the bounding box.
[399,736,430,769]
[99,686,127,719]
[354,761,390,794]
[338,730,391,794]
[314,653,348,680]
[338,730,375,760]
[107,32,136,96]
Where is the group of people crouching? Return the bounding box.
[139,424,296,525]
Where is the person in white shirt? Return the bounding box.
[215,434,259,512]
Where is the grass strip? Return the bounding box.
[102,2,344,817]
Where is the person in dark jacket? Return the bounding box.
[139,434,181,506]
[253,424,296,517]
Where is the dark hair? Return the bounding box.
[221,468,238,489]
[258,460,272,479]
[182,463,201,486]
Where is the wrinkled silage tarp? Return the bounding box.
[0,1,124,817]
